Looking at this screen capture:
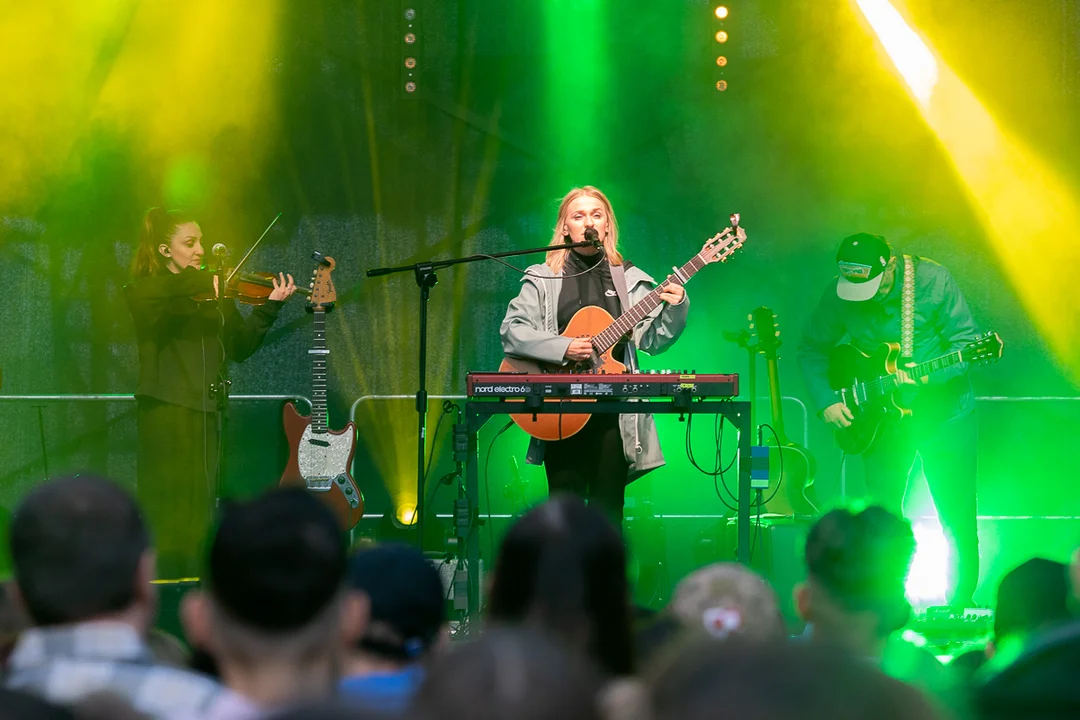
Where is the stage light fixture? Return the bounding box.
[405,57,417,69]
[716,56,728,67]
[716,80,728,91]
[404,32,416,44]
[404,7,416,21]
[405,82,417,93]
[715,6,729,19]
[715,30,729,43]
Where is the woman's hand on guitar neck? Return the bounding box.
[564,336,594,362]
[823,402,854,428]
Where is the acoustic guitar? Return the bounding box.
[279,255,365,530]
[828,332,1004,455]
[501,215,748,441]
[749,307,818,516]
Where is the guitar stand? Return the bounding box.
[460,398,752,636]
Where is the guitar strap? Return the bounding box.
[608,261,638,372]
[900,254,915,361]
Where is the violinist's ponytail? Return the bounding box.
[131,207,196,278]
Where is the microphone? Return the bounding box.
[584,227,601,248]
[212,243,228,258]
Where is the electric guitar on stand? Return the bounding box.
[502,214,748,441]
[828,332,1004,455]
[748,307,818,516]
[279,254,365,530]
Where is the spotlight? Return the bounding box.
[715,30,728,43]
[396,504,418,525]
[716,80,728,92]
[715,6,729,19]
[404,32,416,44]
[405,82,417,93]
[405,57,417,69]
[716,55,728,67]
[404,7,416,21]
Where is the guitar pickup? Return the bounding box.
[308,438,331,448]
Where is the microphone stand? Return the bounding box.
[208,213,283,514]
[366,239,599,548]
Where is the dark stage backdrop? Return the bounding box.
[2,0,1079,596]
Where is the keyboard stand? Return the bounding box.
[461,398,752,634]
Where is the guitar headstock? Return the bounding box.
[749,305,781,359]
[699,213,749,265]
[309,255,337,311]
[963,332,1004,364]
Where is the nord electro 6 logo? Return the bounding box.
[473,385,531,394]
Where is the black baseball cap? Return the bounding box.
[836,233,892,302]
[206,489,346,632]
[347,543,446,659]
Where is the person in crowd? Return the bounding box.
[798,232,984,607]
[794,505,955,706]
[649,637,944,720]
[668,562,786,643]
[3,474,236,717]
[0,580,29,670]
[486,494,634,677]
[987,557,1074,664]
[500,186,688,527]
[180,488,364,718]
[338,543,447,712]
[411,627,604,720]
[126,207,296,579]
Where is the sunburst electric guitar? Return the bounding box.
[501,214,748,441]
[829,332,1004,455]
[279,255,365,530]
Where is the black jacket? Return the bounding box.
[125,268,283,412]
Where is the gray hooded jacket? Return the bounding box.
[499,261,689,482]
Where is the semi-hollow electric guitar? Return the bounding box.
[501,214,748,441]
[828,332,1003,455]
[279,254,365,530]
[749,307,818,516]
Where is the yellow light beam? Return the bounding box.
[856,0,1080,374]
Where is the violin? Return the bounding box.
[193,269,311,305]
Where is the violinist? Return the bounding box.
[125,207,296,579]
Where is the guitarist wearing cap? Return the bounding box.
[797,232,991,608]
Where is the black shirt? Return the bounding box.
[557,250,623,332]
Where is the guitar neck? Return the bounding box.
[763,356,789,445]
[864,348,963,398]
[311,309,329,434]
[909,349,963,379]
[593,255,704,353]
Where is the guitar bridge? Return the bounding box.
[305,476,333,492]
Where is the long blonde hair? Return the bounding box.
[545,186,624,274]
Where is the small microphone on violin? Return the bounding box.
[584,227,602,248]
[212,243,228,258]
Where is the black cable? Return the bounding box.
[749,489,763,563]
[757,422,785,506]
[424,401,458,485]
[484,420,516,563]
[468,252,609,280]
[685,407,738,511]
